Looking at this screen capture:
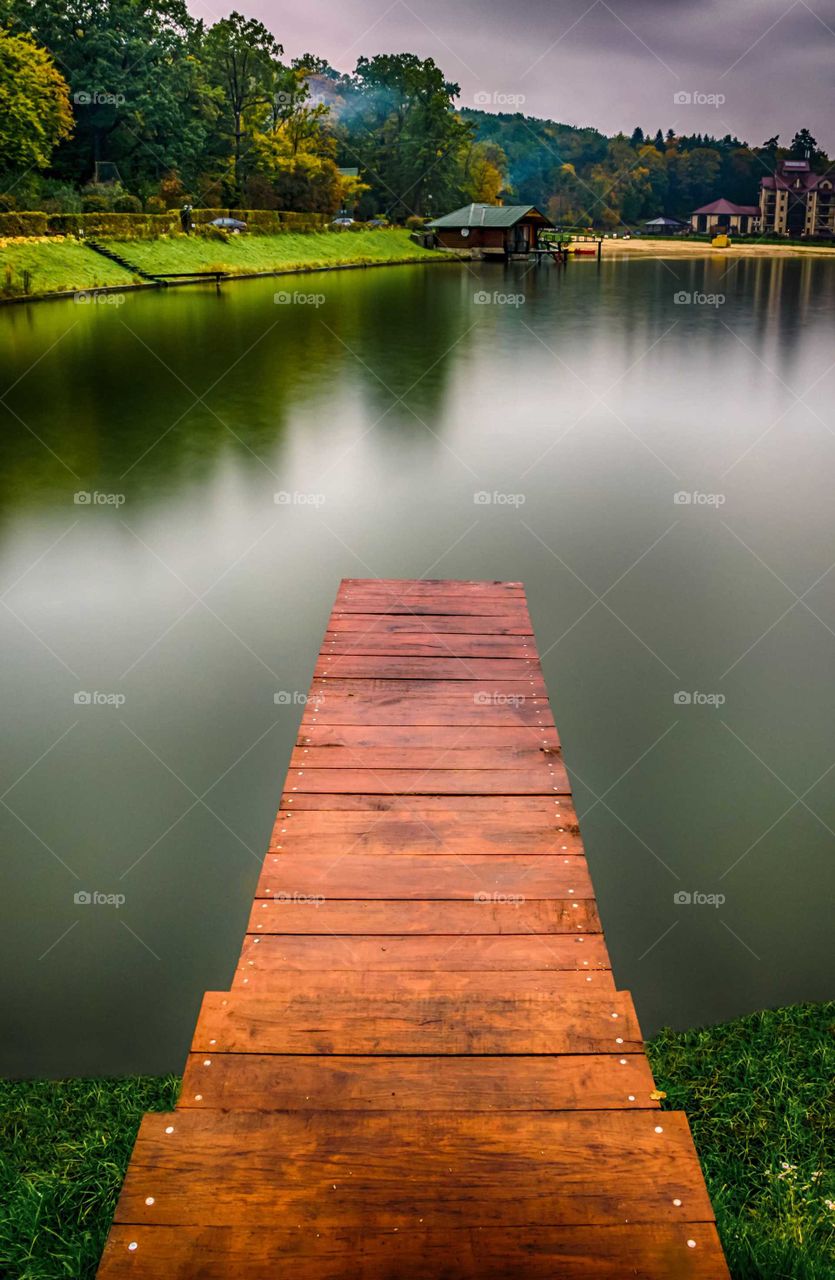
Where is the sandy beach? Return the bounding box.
[603,237,835,259]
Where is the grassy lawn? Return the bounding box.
[648,1002,835,1279]
[0,229,445,301]
[0,238,134,298]
[1,1003,832,1278]
[101,227,445,277]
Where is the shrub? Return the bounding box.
[144,195,166,214]
[405,215,427,230]
[82,194,111,214]
[113,194,142,214]
[0,194,18,212]
[0,211,48,236]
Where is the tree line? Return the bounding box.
[0,0,828,225]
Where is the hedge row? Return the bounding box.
[0,209,333,239]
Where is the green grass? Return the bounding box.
[0,229,445,301]
[0,238,134,298]
[1,1004,832,1278]
[648,1002,835,1279]
[0,1075,179,1279]
[101,227,445,277]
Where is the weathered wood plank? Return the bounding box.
[247,898,600,935]
[327,613,534,634]
[255,854,594,899]
[180,1051,659,1111]
[323,634,536,657]
[297,724,561,749]
[283,768,569,796]
[277,794,569,813]
[194,990,638,1054]
[112,1110,717,1228]
[99,1223,729,1279]
[289,745,562,771]
[235,933,610,975]
[314,656,541,680]
[205,968,617,1000]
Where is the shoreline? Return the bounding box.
[603,237,835,259]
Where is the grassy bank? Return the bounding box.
[0,237,135,298]
[0,229,446,301]
[1,1003,832,1278]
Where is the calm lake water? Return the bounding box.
[1,254,834,1077]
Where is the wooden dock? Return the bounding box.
[98,579,730,1278]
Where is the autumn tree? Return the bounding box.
[0,27,72,172]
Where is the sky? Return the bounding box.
[188,0,835,151]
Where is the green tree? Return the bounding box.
[203,11,283,199]
[0,26,72,172]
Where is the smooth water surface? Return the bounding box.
[1,253,833,1075]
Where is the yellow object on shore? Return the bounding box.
[711,234,731,248]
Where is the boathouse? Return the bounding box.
[427,203,552,256]
[690,199,760,235]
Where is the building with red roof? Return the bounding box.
[759,160,834,237]
[689,199,760,235]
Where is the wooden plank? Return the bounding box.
[234,933,610,975]
[300,696,552,726]
[180,1052,659,1111]
[297,724,561,749]
[278,794,569,813]
[112,1110,717,1228]
[269,815,582,857]
[283,769,569,796]
[99,1222,729,1279]
[332,598,534,616]
[289,745,563,771]
[314,657,541,680]
[327,613,534,634]
[194,990,639,1054]
[323,634,536,657]
[255,854,594,899]
[248,899,600,934]
[339,578,526,592]
[202,968,617,1000]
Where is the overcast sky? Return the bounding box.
[189,0,835,151]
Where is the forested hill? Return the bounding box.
[461,110,828,225]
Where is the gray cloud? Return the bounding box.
[189,0,835,149]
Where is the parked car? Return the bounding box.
[209,217,247,231]
[367,218,389,229]
[331,216,354,228]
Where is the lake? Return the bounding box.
[1,253,833,1077]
